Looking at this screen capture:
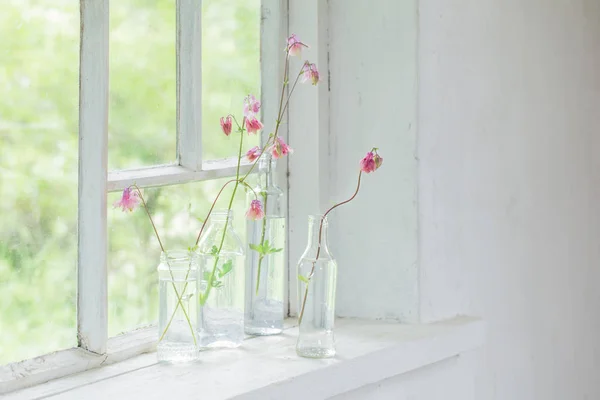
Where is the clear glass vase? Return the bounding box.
[296,215,338,358]
[245,155,286,335]
[197,210,245,349]
[157,250,199,363]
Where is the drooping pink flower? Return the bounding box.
[246,146,262,162]
[246,200,265,220]
[270,137,293,159]
[360,149,383,173]
[113,187,140,212]
[245,116,263,134]
[302,63,320,85]
[220,116,232,136]
[244,94,261,117]
[287,34,308,57]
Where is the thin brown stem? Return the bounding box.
[298,171,363,325]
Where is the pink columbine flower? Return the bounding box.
[246,200,265,220]
[245,116,263,134]
[113,187,140,212]
[302,63,320,85]
[360,149,383,173]
[270,137,293,159]
[220,116,232,136]
[287,34,308,57]
[244,94,261,117]
[246,146,262,162]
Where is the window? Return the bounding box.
[1,0,284,376]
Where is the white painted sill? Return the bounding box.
[5,317,484,400]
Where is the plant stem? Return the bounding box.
[132,185,197,346]
[297,171,363,325]
[199,122,245,305]
[255,191,268,295]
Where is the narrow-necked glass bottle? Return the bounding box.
[197,210,245,348]
[245,154,286,335]
[296,215,338,358]
[157,250,199,363]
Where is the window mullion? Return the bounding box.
[77,0,110,355]
[287,0,330,316]
[176,0,203,171]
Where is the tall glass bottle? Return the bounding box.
[245,154,286,335]
[157,250,199,363]
[197,210,245,348]
[296,215,338,358]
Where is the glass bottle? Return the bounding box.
[197,210,245,348]
[296,215,338,358]
[157,250,199,363]
[245,154,286,335]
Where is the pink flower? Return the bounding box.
[360,149,383,173]
[245,116,263,134]
[287,34,308,57]
[113,187,140,212]
[244,94,261,117]
[220,116,232,136]
[246,146,262,162]
[270,137,293,159]
[302,63,320,85]
[246,200,265,220]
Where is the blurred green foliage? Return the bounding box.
[0,0,259,364]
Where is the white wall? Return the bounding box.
[328,0,420,322]
[329,0,600,398]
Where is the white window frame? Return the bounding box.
[0,0,291,393]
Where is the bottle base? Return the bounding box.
[296,347,336,359]
[200,340,243,350]
[157,342,199,363]
[245,325,283,336]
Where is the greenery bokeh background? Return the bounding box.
[0,0,259,364]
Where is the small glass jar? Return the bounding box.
[157,250,199,363]
[245,154,286,335]
[197,210,245,348]
[296,215,338,358]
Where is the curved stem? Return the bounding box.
[132,185,197,345]
[199,122,246,305]
[298,171,363,325]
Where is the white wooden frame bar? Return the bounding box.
[107,158,252,192]
[77,0,109,355]
[260,0,289,314]
[176,0,203,171]
[288,0,330,315]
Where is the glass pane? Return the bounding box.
[109,0,176,170]
[201,0,261,160]
[0,1,78,364]
[108,179,248,336]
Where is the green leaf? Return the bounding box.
[210,245,219,256]
[269,247,283,254]
[218,260,233,278]
[298,274,309,284]
[211,279,223,288]
[249,243,263,253]
[203,272,212,282]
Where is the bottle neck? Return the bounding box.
[257,156,276,189]
[209,210,234,228]
[306,215,330,255]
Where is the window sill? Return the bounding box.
[5,317,484,400]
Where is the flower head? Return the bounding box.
[245,116,263,135]
[302,62,320,85]
[287,34,308,57]
[113,187,140,212]
[246,200,265,221]
[244,94,261,117]
[220,116,232,136]
[360,149,383,173]
[270,136,293,159]
[246,146,262,162]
